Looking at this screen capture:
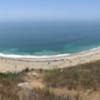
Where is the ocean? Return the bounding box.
[0,21,100,57]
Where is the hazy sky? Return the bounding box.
[0,0,100,21]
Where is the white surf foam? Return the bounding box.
[0,46,100,59]
[0,53,70,59]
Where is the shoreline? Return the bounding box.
[0,46,100,73]
[0,46,100,59]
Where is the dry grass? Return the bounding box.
[43,60,100,90]
[1,60,100,99]
[0,72,23,100]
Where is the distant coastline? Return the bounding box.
[1,46,100,73]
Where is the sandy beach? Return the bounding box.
[0,47,100,73]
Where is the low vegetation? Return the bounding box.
[43,60,100,90]
[1,60,100,99]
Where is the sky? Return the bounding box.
[0,0,100,21]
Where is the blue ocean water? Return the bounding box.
[0,21,100,56]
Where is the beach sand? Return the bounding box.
[0,47,100,73]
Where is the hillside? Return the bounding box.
[1,60,100,100]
